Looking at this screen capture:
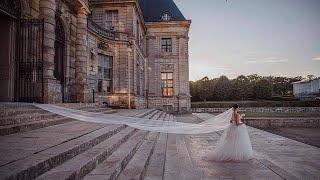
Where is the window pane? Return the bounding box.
[168,88,173,96]
[167,73,173,79]
[98,80,103,93]
[167,39,172,45]
[98,55,113,93]
[162,88,167,96]
[162,80,167,87]
[167,80,173,87]
[106,13,112,20]
[113,13,118,21]
[161,73,167,80]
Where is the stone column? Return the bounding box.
[178,35,191,112]
[40,0,60,103]
[75,8,90,102]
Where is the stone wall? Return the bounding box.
[26,0,91,103]
[192,107,320,113]
[13,0,191,112]
[89,2,147,109]
[146,21,191,112]
[245,117,320,128]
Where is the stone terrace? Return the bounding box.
[0,104,319,179]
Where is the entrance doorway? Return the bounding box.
[54,17,66,102]
[0,0,44,103]
[0,13,15,101]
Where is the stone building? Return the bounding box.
[293,78,320,100]
[0,0,191,113]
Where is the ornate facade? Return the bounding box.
[0,0,191,113]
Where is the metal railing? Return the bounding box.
[87,18,129,41]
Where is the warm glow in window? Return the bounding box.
[161,72,173,97]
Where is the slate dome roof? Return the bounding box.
[138,0,186,22]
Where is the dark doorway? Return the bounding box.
[15,19,44,102]
[0,13,15,101]
[54,17,66,102]
[0,0,44,103]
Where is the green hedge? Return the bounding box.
[191,101,320,108]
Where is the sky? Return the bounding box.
[173,0,320,81]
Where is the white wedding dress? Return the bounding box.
[204,122,253,161]
[34,104,253,161]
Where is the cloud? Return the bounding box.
[312,56,320,61]
[244,52,289,64]
[208,66,232,71]
[246,58,289,64]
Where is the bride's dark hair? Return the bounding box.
[232,104,239,109]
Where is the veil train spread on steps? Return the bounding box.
[34,104,233,135]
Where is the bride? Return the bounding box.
[204,104,253,161]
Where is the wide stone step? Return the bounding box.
[84,110,168,180]
[35,127,138,180]
[0,104,103,120]
[144,133,168,180]
[83,131,150,180]
[0,124,126,180]
[79,107,111,112]
[0,121,105,167]
[135,109,157,118]
[0,112,59,126]
[144,109,160,119]
[0,103,34,109]
[0,116,74,136]
[151,110,164,120]
[117,132,159,180]
[0,108,49,118]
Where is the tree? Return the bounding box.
[253,79,272,99]
[231,75,253,100]
[213,76,231,101]
[198,76,211,101]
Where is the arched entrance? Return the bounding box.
[54,17,66,102]
[0,0,21,101]
[0,0,44,103]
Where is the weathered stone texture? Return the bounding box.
[17,0,191,111]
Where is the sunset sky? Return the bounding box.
[173,0,320,81]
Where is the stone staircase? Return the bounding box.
[0,103,178,180]
[0,104,116,136]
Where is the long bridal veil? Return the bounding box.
[34,104,233,135]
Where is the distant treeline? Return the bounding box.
[190,74,312,102]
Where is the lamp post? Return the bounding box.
[147,66,151,109]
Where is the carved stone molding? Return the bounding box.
[160,64,174,72]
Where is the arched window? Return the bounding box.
[161,13,171,21]
[54,18,65,83]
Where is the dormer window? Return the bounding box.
[105,10,118,30]
[161,13,171,21]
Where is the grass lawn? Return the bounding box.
[211,112,320,118]
[192,100,320,108]
[243,112,320,118]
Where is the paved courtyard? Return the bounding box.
[0,104,319,179]
[177,113,320,179]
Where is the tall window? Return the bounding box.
[161,38,172,53]
[98,55,113,93]
[161,72,173,97]
[136,21,141,46]
[105,10,118,30]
